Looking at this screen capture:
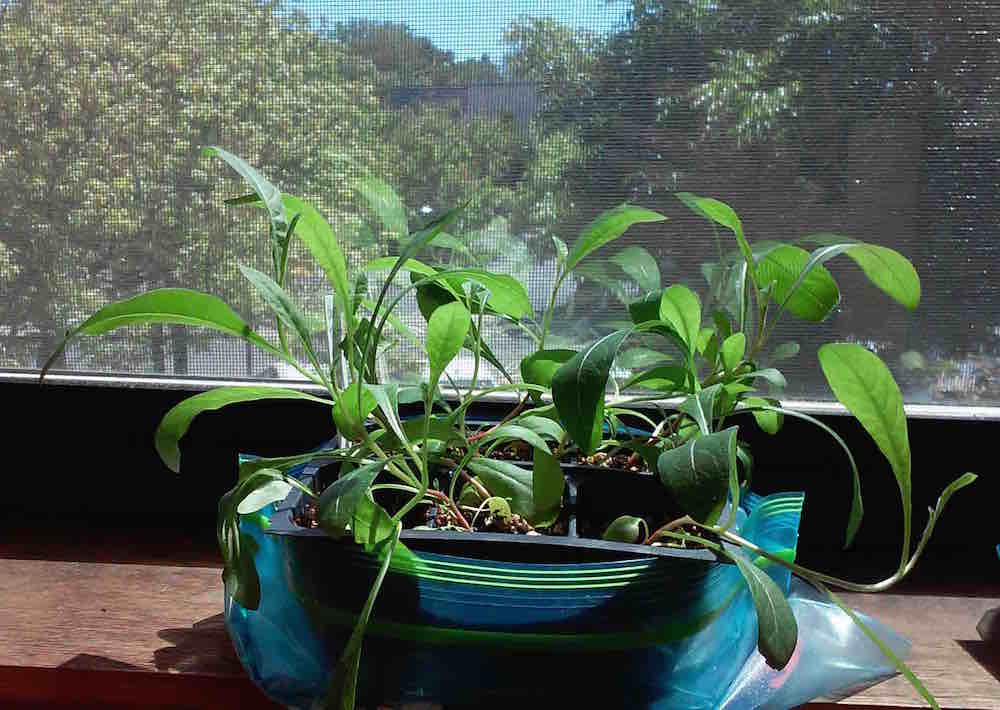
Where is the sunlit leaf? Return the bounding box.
[721,332,746,371]
[40,289,283,380]
[612,245,661,291]
[659,285,702,355]
[805,235,920,310]
[819,343,910,557]
[426,301,471,387]
[565,204,666,273]
[240,264,322,366]
[521,349,577,388]
[155,386,330,472]
[332,382,378,441]
[756,244,840,322]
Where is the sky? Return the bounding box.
[292,0,630,61]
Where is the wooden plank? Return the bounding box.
[0,558,997,708]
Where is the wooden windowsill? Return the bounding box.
[1,537,997,709]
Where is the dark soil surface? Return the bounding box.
[291,446,670,542]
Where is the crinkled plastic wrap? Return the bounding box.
[225,464,909,710]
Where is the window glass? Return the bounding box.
[2,1,998,404]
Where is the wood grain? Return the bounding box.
[0,558,996,708]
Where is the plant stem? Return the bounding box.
[538,270,566,351]
[467,396,528,442]
[644,515,694,544]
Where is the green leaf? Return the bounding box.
[332,382,378,441]
[616,347,670,370]
[657,426,738,525]
[351,493,397,550]
[532,449,566,527]
[602,515,646,543]
[426,301,471,388]
[206,146,287,245]
[659,285,702,355]
[756,244,840,322]
[575,262,632,304]
[324,521,401,710]
[366,205,463,351]
[236,475,293,515]
[565,204,666,273]
[552,329,632,455]
[317,460,386,537]
[223,531,261,610]
[40,289,282,380]
[628,290,661,326]
[483,424,551,456]
[804,235,921,310]
[772,342,800,361]
[466,458,562,525]
[612,245,661,292]
[679,384,722,436]
[721,332,746,372]
[743,396,783,435]
[283,196,352,325]
[742,368,787,390]
[356,176,408,239]
[514,415,566,442]
[368,384,408,448]
[818,343,911,559]
[438,269,532,319]
[712,310,732,340]
[675,193,755,279]
[521,349,577,388]
[401,263,531,320]
[727,552,798,670]
[624,364,690,393]
[428,231,472,256]
[237,450,345,481]
[239,264,322,367]
[400,415,463,448]
[155,387,330,473]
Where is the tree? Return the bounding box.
[0,0,385,371]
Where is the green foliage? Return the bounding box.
[565,204,666,273]
[520,349,577,388]
[819,343,911,563]
[40,288,286,380]
[657,426,738,525]
[43,144,971,709]
[658,285,702,356]
[602,515,647,543]
[552,329,632,454]
[317,461,388,538]
[426,301,472,388]
[156,386,332,473]
[727,551,799,670]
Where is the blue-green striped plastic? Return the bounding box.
[224,455,813,708]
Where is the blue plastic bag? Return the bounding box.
[225,462,908,709]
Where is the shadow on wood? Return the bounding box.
[154,613,243,675]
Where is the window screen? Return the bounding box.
[2,0,998,405]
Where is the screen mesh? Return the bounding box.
[2,0,998,404]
